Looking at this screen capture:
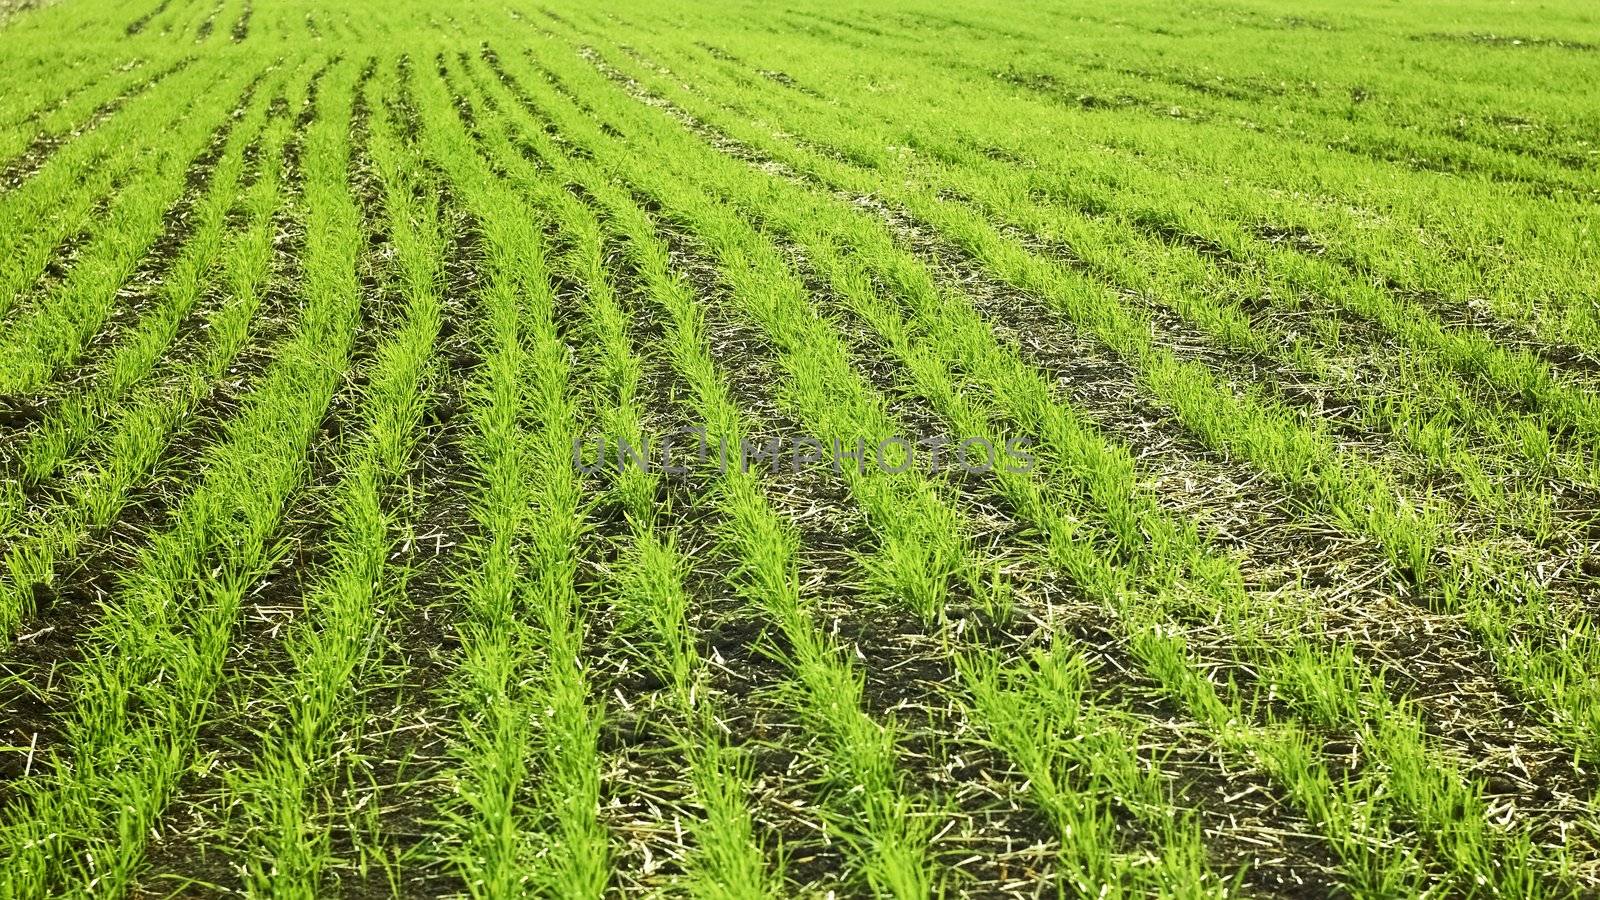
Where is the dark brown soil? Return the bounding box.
[124,0,170,36]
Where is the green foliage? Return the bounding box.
[0,0,1593,896]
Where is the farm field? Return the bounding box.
[1,0,1599,896]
